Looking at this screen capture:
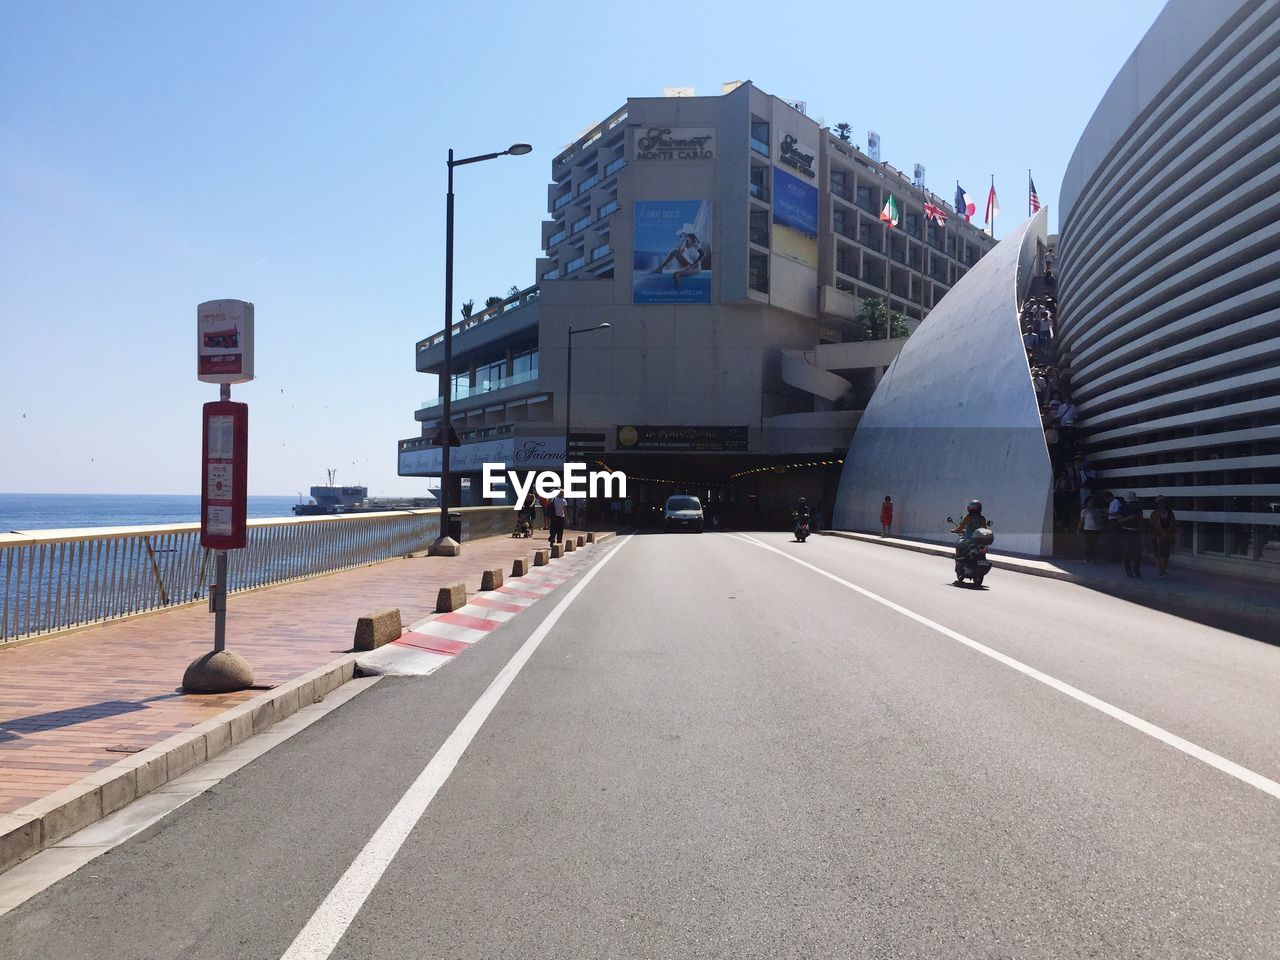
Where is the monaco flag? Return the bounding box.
[985,183,1000,225]
[955,183,976,221]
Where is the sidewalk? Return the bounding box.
[0,530,597,819]
[822,530,1278,640]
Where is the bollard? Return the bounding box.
[534,549,549,566]
[354,608,402,651]
[512,557,530,577]
[481,568,503,591]
[576,535,586,548]
[565,539,576,552]
[587,531,596,543]
[436,583,467,613]
[551,543,565,559]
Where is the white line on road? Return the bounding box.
[724,532,1280,802]
[279,536,630,960]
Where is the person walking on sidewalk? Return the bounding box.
[1078,495,1104,562]
[1148,496,1178,578]
[548,490,568,546]
[879,496,894,537]
[1119,491,1144,578]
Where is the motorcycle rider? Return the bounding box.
[792,496,812,538]
[952,499,988,539]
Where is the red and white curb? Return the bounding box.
[356,541,615,676]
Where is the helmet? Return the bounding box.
[966,499,983,514]
[798,496,807,503]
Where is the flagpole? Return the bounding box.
[989,173,995,239]
[1028,168,1031,217]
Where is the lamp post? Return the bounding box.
[564,322,611,528]
[430,142,533,557]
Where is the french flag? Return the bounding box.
[955,183,976,221]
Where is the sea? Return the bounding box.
[0,493,300,532]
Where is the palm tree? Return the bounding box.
[484,295,504,308]
[460,299,474,320]
[834,122,853,143]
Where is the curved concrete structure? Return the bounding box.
[1058,0,1280,575]
[833,210,1052,555]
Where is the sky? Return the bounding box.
[0,0,1167,497]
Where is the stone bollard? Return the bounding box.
[587,531,596,543]
[533,549,549,566]
[353,608,402,651]
[512,557,530,577]
[481,568,503,591]
[436,583,467,613]
[565,539,576,552]
[551,543,565,559]
[576,535,586,548]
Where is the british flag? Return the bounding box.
[924,201,948,226]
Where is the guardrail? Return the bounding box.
[0,506,512,644]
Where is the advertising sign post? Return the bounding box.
[183,300,257,694]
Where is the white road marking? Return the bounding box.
[725,531,1280,802]
[279,536,630,960]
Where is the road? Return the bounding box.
[2,530,1278,959]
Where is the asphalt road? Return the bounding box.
[2,530,1278,959]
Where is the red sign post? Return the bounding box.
[200,400,248,550]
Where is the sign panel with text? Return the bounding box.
[632,200,713,304]
[200,400,248,549]
[197,299,255,384]
[772,168,819,268]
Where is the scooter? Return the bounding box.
[946,517,994,586]
[794,517,811,542]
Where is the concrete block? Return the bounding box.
[576,535,586,547]
[551,544,565,559]
[481,568,503,591]
[339,660,355,683]
[565,539,576,552]
[0,814,42,872]
[250,699,275,734]
[272,685,303,723]
[587,531,596,543]
[436,583,467,612]
[533,549,549,566]
[228,709,254,745]
[354,608,402,651]
[95,767,139,817]
[136,753,170,795]
[33,784,103,847]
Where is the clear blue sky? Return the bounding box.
[0,0,1165,496]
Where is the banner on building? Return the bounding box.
[616,424,748,452]
[398,436,566,475]
[772,168,819,268]
[632,200,713,304]
[633,127,715,161]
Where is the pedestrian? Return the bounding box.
[1023,327,1040,358]
[548,490,567,545]
[880,496,893,536]
[1075,455,1097,507]
[1119,491,1144,578]
[1054,468,1078,530]
[539,494,549,530]
[1056,399,1079,452]
[1148,496,1178,578]
[1044,422,1060,471]
[1107,490,1125,562]
[1078,495,1104,562]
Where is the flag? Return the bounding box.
[880,195,899,227]
[955,184,975,220]
[1029,175,1041,214]
[985,183,1000,225]
[924,201,948,226]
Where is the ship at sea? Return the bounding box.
[293,470,436,516]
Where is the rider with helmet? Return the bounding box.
[952,499,988,539]
[792,496,812,521]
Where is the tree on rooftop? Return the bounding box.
[460,299,474,320]
[834,123,852,143]
[485,295,503,308]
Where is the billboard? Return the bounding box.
[197,299,254,384]
[616,425,748,452]
[772,168,819,268]
[632,200,712,304]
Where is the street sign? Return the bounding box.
[200,400,248,550]
[197,300,255,384]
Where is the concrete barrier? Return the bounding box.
[511,557,530,577]
[480,568,503,591]
[534,549,549,566]
[565,539,576,553]
[576,535,586,548]
[353,608,402,651]
[586,532,596,543]
[550,544,565,559]
[435,583,467,613]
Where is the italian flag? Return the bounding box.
[880,195,899,227]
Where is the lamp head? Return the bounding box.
[506,143,533,156]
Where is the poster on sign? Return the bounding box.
[772,168,819,268]
[197,299,255,384]
[632,200,713,304]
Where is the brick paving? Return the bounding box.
[0,530,594,815]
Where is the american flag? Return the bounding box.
[924,201,947,226]
[1029,175,1041,214]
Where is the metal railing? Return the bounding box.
[0,506,512,644]
[417,284,540,353]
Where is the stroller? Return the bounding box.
[512,510,533,538]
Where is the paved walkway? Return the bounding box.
[0,531,592,815]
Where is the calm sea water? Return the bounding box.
[0,493,300,532]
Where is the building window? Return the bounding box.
[908,243,922,270]
[862,255,886,289]
[548,229,566,247]
[571,215,592,235]
[858,217,883,252]
[476,359,505,391]
[751,119,770,157]
[604,156,627,177]
[836,248,858,278]
[511,347,538,380]
[565,255,586,273]
[553,191,573,211]
[903,213,921,239]
[750,210,769,247]
[597,199,620,220]
[749,166,770,202]
[830,170,852,202]
[591,242,611,261]
[927,222,945,250]
[946,235,957,257]
[578,172,599,195]
[749,252,769,293]
[889,233,908,265]
[856,184,877,215]
[541,267,560,281]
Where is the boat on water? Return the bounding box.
[293,471,436,516]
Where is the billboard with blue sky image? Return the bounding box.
[772,168,819,268]
[632,200,712,304]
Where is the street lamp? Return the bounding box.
[430,142,532,557]
[564,322,611,528]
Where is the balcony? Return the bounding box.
[565,255,586,273]
[591,243,612,262]
[418,367,540,412]
[750,137,770,158]
[416,284,541,372]
[553,191,573,211]
[749,180,770,203]
[571,215,592,235]
[604,156,627,177]
[577,173,599,195]
[597,199,620,220]
[547,229,567,247]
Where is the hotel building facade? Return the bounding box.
[399,81,996,521]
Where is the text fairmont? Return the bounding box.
[483,463,627,508]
